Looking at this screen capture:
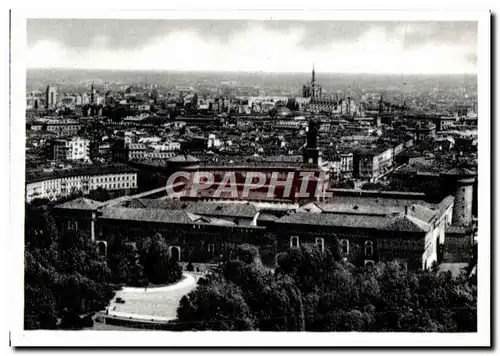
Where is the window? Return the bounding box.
[290,236,300,248]
[169,246,181,262]
[315,238,325,252]
[365,240,374,257]
[340,239,349,255]
[364,260,375,269]
[96,241,107,256]
[208,244,215,253]
[67,221,78,231]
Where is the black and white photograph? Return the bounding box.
[8,7,491,348]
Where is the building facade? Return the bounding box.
[51,191,455,271]
[353,146,395,181]
[52,137,90,161]
[25,165,138,202]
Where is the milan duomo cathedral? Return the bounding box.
[302,65,361,116]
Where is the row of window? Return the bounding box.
[94,183,134,189]
[290,236,374,256]
[92,175,136,183]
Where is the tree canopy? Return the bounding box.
[175,243,476,332]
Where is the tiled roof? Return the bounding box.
[54,197,104,210]
[100,206,239,226]
[276,210,432,233]
[302,200,437,223]
[257,213,280,222]
[383,213,431,232]
[167,154,200,163]
[276,212,389,230]
[100,207,192,224]
[126,199,258,218]
[444,167,476,176]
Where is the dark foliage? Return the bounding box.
[142,234,183,285]
[176,243,476,332]
[24,207,119,330]
[176,278,255,331]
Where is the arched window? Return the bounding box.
[364,260,375,269]
[340,239,349,255]
[208,244,215,254]
[96,241,107,256]
[365,240,374,257]
[315,238,325,252]
[170,246,181,262]
[290,236,300,248]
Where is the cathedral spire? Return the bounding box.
[311,63,316,86]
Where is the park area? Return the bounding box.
[92,272,200,329]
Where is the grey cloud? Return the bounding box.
[27,19,477,52]
[27,19,251,49]
[401,21,477,50]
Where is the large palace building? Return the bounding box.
[52,189,456,271]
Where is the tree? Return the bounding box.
[176,280,255,331]
[256,275,305,331]
[143,234,182,285]
[24,280,58,330]
[174,242,477,332]
[24,207,118,330]
[236,244,261,265]
[124,243,148,287]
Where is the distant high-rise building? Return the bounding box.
[45,86,57,109]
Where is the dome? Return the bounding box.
[275,107,292,117]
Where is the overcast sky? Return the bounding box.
[27,19,477,74]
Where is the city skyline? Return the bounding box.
[27,19,477,75]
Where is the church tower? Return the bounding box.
[303,119,321,165]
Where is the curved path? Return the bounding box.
[106,272,199,322]
[120,273,197,293]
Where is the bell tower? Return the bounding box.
[303,119,321,165]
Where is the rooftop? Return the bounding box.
[125,199,258,218]
[26,164,139,184]
[54,197,105,210]
[167,154,201,164]
[99,206,260,228]
[276,210,432,233]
